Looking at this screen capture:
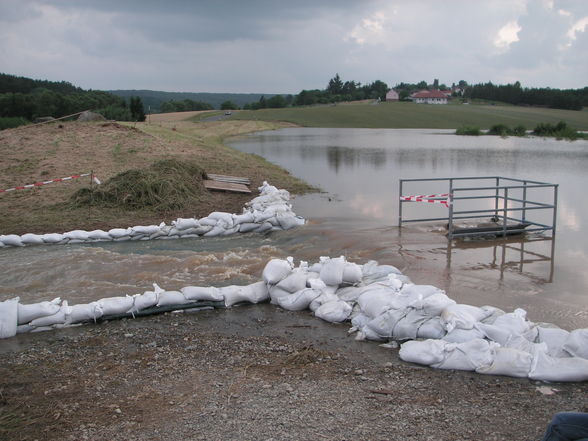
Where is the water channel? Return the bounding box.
[1,128,587,330]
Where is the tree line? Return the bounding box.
[0,73,145,127]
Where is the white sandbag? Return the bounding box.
[64,230,90,241]
[99,296,135,315]
[476,347,533,378]
[87,230,112,240]
[277,288,321,311]
[393,309,431,340]
[477,323,512,346]
[181,286,223,302]
[221,226,240,236]
[131,225,161,236]
[309,292,339,312]
[108,228,130,238]
[361,261,401,283]
[342,263,363,285]
[0,235,24,247]
[529,347,588,382]
[41,233,65,243]
[503,335,539,354]
[172,218,200,231]
[417,317,447,339]
[203,225,226,237]
[233,212,255,225]
[315,300,352,323]
[276,271,308,294]
[536,327,570,357]
[432,339,496,371]
[20,233,45,245]
[17,297,61,324]
[157,291,190,307]
[166,227,183,237]
[443,326,487,343]
[440,304,489,332]
[0,297,19,338]
[319,257,346,286]
[253,210,275,223]
[492,308,530,336]
[208,212,234,227]
[336,286,363,302]
[309,262,322,273]
[411,292,456,317]
[238,223,260,233]
[277,214,304,230]
[350,313,371,331]
[563,329,588,359]
[223,282,269,307]
[268,285,292,304]
[198,216,218,227]
[30,301,70,327]
[399,339,448,366]
[262,258,294,284]
[129,289,161,313]
[254,222,273,233]
[68,302,104,323]
[479,306,506,324]
[357,288,400,318]
[401,284,444,301]
[363,308,408,340]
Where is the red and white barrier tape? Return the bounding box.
[0,173,100,194]
[400,193,451,207]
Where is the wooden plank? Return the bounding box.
[206,173,251,185]
[204,180,251,194]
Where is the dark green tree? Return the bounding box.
[327,74,344,95]
[129,96,146,121]
[220,100,238,110]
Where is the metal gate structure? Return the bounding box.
[398,176,558,239]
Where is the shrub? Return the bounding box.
[512,125,527,136]
[456,125,481,136]
[487,124,511,136]
[0,116,29,130]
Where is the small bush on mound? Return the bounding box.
[487,124,511,137]
[71,159,207,210]
[533,121,584,140]
[456,125,481,136]
[512,124,527,136]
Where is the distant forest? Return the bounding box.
[0,73,145,128]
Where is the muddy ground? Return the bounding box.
[1,305,586,441]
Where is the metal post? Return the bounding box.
[494,177,500,220]
[447,179,454,239]
[398,180,403,227]
[522,180,527,223]
[502,187,509,237]
[552,184,558,236]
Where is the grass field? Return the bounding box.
[231,101,588,130]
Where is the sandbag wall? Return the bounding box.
[0,182,305,248]
[1,256,587,382]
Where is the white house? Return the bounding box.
[385,90,399,101]
[412,90,449,104]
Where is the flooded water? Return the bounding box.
[1,128,588,330]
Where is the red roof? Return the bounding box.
[412,90,448,99]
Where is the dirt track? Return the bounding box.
[1,304,586,441]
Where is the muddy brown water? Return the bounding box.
[1,128,587,332]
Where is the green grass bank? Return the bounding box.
[231,101,588,130]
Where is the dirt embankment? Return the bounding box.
[0,119,313,235]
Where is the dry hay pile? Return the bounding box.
[71,159,206,211]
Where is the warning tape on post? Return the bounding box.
[0,173,100,194]
[400,193,451,207]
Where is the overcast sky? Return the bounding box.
[0,0,586,93]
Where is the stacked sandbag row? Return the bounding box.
[1,281,270,338]
[0,181,305,248]
[1,256,587,382]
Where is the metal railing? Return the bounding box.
[399,176,558,239]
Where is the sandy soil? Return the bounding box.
[147,110,216,123]
[1,305,586,441]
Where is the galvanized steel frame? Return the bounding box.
[398,176,558,239]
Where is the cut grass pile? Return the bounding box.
[71,159,206,211]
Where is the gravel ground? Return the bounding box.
[1,304,586,441]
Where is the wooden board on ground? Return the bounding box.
[204,179,251,194]
[206,174,251,185]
